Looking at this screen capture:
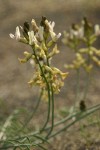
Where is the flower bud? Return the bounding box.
[31,19,39,33]
[94,24,100,36]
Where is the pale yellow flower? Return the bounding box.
[9,26,21,40]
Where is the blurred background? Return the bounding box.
[0,0,100,115]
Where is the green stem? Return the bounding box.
[45,58,54,138]
[81,39,91,103]
[82,72,90,101]
[32,46,51,132]
[74,69,80,111]
[46,85,54,138]
[46,104,100,130]
[49,104,100,139]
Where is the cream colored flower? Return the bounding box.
[36,26,44,41]
[31,19,38,32]
[48,44,59,58]
[70,27,84,39]
[45,20,61,42]
[28,31,37,45]
[30,59,35,68]
[9,26,21,40]
[94,24,100,36]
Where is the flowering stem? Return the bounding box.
[46,84,54,138]
[82,40,91,101]
[44,57,55,138]
[31,46,51,133]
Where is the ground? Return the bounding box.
[0,0,100,149]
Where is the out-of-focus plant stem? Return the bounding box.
[20,90,43,131]
[74,68,80,110]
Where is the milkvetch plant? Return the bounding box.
[62,17,100,110]
[0,17,100,150]
[10,16,68,136]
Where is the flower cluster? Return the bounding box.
[62,17,100,72]
[10,17,68,99]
